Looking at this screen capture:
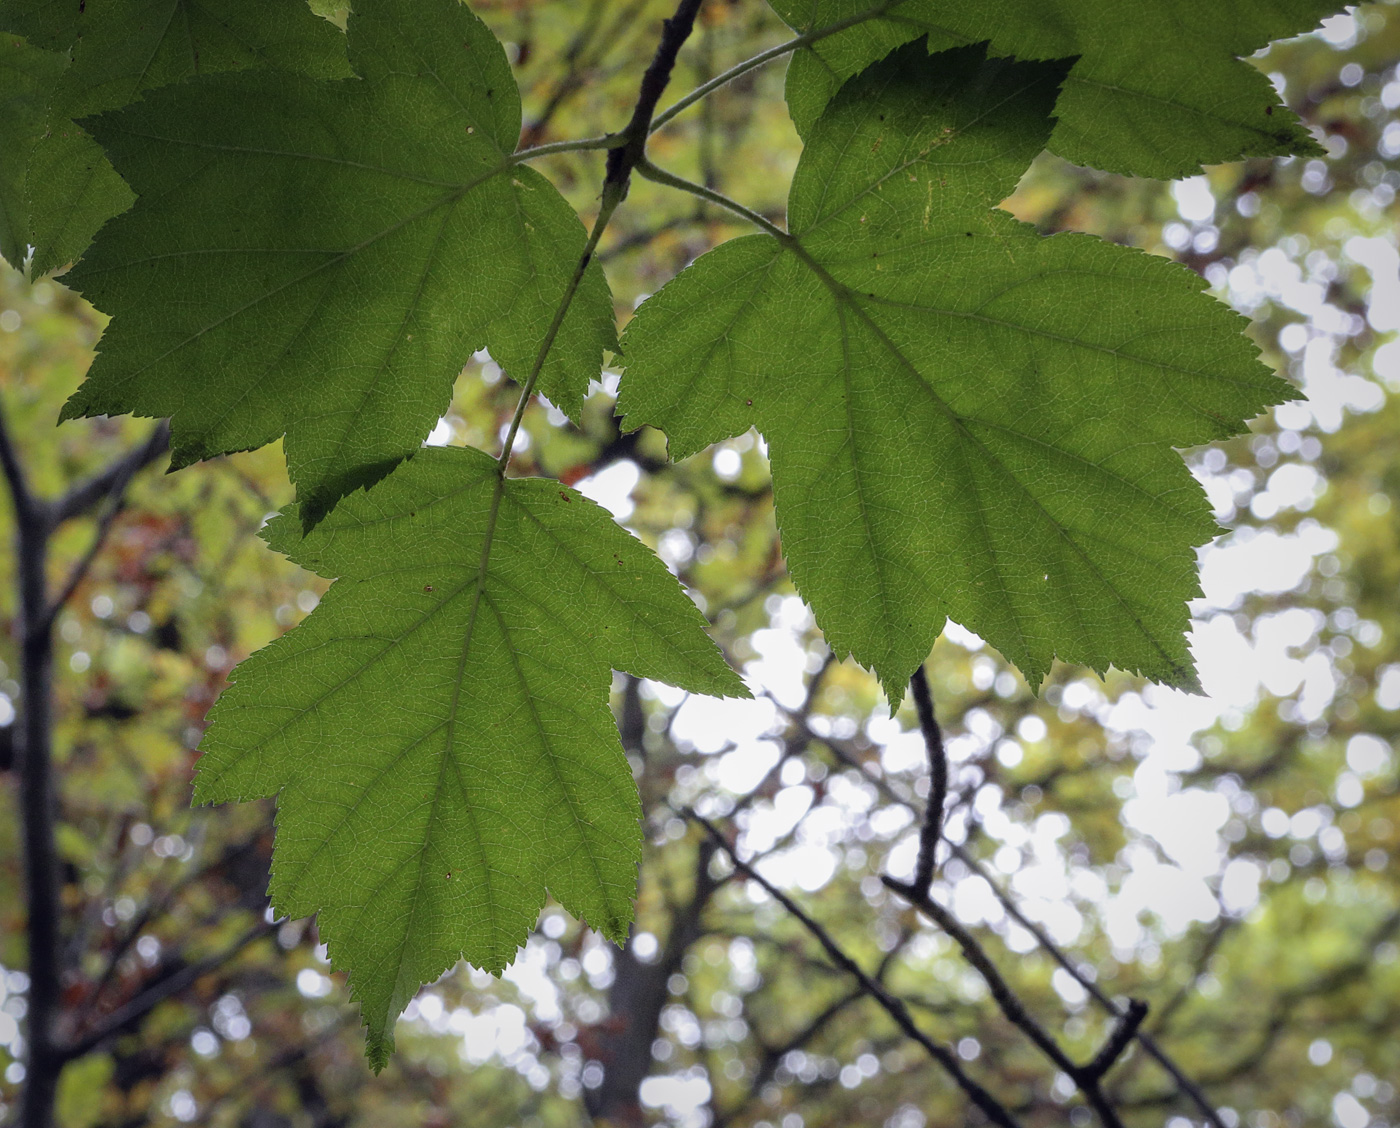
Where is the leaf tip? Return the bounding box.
[365,1035,393,1075]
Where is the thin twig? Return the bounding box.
[944,842,1225,1128]
[1084,1000,1150,1084]
[43,498,125,630]
[883,876,1138,1128]
[907,664,947,897]
[649,0,899,133]
[519,0,613,145]
[689,812,1022,1128]
[51,420,169,525]
[604,0,706,202]
[61,918,277,1062]
[807,726,1227,1128]
[713,988,864,1128]
[40,422,171,632]
[80,833,267,1025]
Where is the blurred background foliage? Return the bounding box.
[1,1,1399,1126]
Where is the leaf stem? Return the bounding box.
[907,663,946,897]
[479,0,713,633]
[649,0,899,133]
[494,199,620,474]
[634,158,788,239]
[511,134,624,163]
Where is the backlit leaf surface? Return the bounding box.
[620,44,1290,701]
[194,445,745,1067]
[0,0,351,275]
[62,0,615,527]
[774,0,1338,177]
[0,32,63,268]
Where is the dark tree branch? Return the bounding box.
[603,0,705,203]
[43,495,127,631]
[1083,999,1150,1084]
[2,408,172,1128]
[688,812,1023,1128]
[943,841,1224,1128]
[51,420,169,525]
[882,878,1080,1076]
[890,674,1142,1125]
[61,918,277,1062]
[882,876,1139,1128]
[806,717,1227,1128]
[585,837,722,1124]
[908,663,947,897]
[0,397,40,525]
[5,397,61,1128]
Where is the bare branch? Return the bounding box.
[689,811,1023,1128]
[43,497,125,630]
[51,420,169,525]
[806,720,1227,1128]
[908,664,947,897]
[944,841,1225,1128]
[61,918,276,1062]
[1084,1000,1150,1084]
[884,876,1143,1128]
[0,395,41,525]
[603,0,706,203]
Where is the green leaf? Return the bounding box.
[194,445,745,1068]
[620,43,1290,701]
[61,0,616,527]
[0,32,65,268]
[22,125,134,280]
[0,0,352,276]
[775,0,1340,178]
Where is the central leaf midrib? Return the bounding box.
[485,592,616,912]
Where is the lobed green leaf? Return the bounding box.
[0,0,352,276]
[195,445,745,1068]
[60,0,616,527]
[620,43,1291,702]
[0,31,64,269]
[774,0,1342,178]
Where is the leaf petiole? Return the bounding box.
[634,157,787,239]
[648,0,901,133]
